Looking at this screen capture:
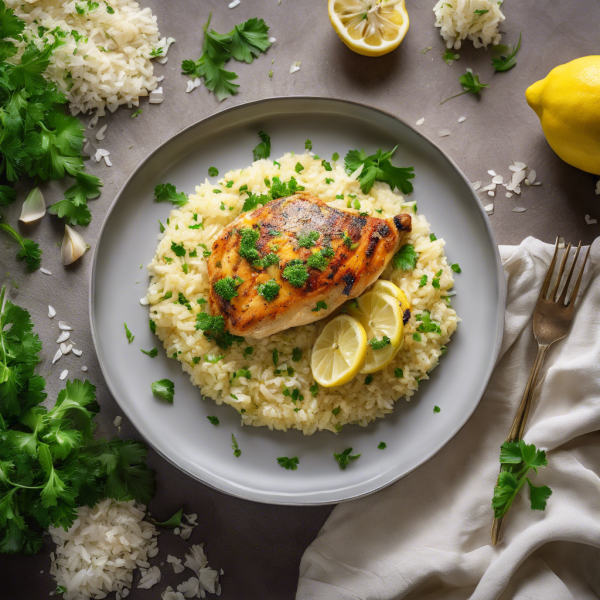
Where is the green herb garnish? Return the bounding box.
[333,448,361,470]
[149,508,183,528]
[378,442,387,449]
[154,183,188,206]
[442,69,490,104]
[297,230,319,248]
[368,336,390,350]
[207,416,219,425]
[393,244,419,271]
[141,348,157,357]
[282,259,309,287]
[257,279,280,301]
[214,276,243,301]
[231,434,241,457]
[124,323,134,343]
[312,300,327,312]
[252,130,271,160]
[195,312,244,349]
[492,33,522,72]
[277,456,299,470]
[0,224,42,272]
[151,379,174,403]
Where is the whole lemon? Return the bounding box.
[526,56,600,175]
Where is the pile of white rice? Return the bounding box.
[433,0,505,49]
[49,500,159,600]
[7,0,163,118]
[147,153,459,435]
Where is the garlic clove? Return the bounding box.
[19,187,46,223]
[61,224,87,265]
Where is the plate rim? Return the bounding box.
[89,95,507,505]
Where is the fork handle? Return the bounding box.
[509,343,549,442]
[491,343,549,545]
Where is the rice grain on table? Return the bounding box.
[147,153,459,435]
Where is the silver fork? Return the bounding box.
[491,238,591,545]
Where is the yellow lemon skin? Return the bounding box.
[526,56,600,176]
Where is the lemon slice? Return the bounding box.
[311,315,368,387]
[328,0,410,57]
[349,291,404,373]
[370,280,411,315]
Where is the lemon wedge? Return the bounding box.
[328,0,410,57]
[311,315,368,387]
[349,291,404,373]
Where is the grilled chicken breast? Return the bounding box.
[207,192,411,339]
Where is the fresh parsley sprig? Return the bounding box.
[0,7,102,226]
[492,439,552,520]
[181,13,272,101]
[0,223,42,271]
[344,146,415,195]
[0,287,155,555]
[441,69,490,104]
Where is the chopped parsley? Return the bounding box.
[141,348,158,357]
[394,368,403,378]
[220,201,226,210]
[238,227,261,262]
[124,323,134,343]
[443,50,460,64]
[213,189,222,194]
[321,160,332,171]
[295,162,304,173]
[257,279,280,301]
[161,291,173,301]
[332,406,341,416]
[213,276,243,301]
[332,152,340,161]
[150,320,157,334]
[312,300,327,312]
[310,383,319,397]
[419,275,428,288]
[282,259,309,287]
[341,231,353,248]
[231,434,241,457]
[252,130,271,160]
[207,416,219,425]
[154,183,188,206]
[272,348,279,366]
[378,442,387,450]
[325,178,334,184]
[451,263,462,273]
[413,332,422,342]
[344,147,415,194]
[297,230,320,248]
[416,310,442,335]
[304,139,312,151]
[151,379,174,403]
[292,347,302,362]
[253,253,279,270]
[106,4,115,13]
[170,241,186,257]
[473,9,489,14]
[368,336,390,350]
[432,270,442,289]
[277,456,299,470]
[208,166,219,176]
[430,233,437,241]
[243,347,254,358]
[195,313,244,349]
[333,448,361,470]
[226,180,234,188]
[204,354,225,363]
[433,405,441,413]
[131,108,143,118]
[393,244,419,270]
[182,263,189,274]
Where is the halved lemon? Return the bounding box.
[328,0,410,58]
[349,291,404,373]
[311,315,368,387]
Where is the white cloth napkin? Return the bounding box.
[297,237,600,600]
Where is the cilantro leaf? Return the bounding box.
[393,244,418,271]
[492,33,522,72]
[252,130,271,160]
[154,183,188,206]
[151,379,174,403]
[241,191,270,213]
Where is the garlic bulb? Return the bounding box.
[61,225,87,265]
[19,187,46,223]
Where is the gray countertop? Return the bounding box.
[2,0,599,598]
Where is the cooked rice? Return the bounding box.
[49,499,159,600]
[7,0,163,119]
[433,0,505,49]
[147,153,459,435]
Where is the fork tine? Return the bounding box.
[539,237,560,300]
[566,243,591,306]
[549,242,572,301]
[558,242,581,304]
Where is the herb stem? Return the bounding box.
[440,90,469,105]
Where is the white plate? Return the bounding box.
[90,97,505,505]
